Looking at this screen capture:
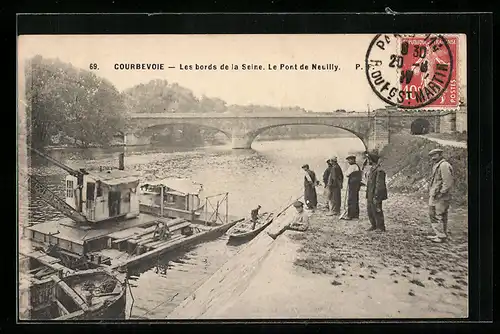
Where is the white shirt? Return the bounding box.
[345,163,360,177]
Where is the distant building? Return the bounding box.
[456,104,467,133]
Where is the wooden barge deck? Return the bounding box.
[23,212,244,272]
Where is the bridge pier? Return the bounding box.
[366,115,390,152]
[231,132,254,149]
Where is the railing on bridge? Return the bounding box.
[127,109,452,119]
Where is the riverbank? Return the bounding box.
[168,134,468,319]
[381,134,468,206]
[42,134,351,151]
[169,193,468,319]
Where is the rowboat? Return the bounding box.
[226,212,275,243]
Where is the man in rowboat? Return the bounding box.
[251,205,262,229]
[267,201,310,239]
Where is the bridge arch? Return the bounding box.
[241,123,368,150]
[136,122,232,142]
[410,118,431,135]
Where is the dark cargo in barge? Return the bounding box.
[19,252,126,320]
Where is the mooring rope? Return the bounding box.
[126,277,135,319]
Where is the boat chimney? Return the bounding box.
[118,153,125,170]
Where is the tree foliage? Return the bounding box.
[25,55,125,147]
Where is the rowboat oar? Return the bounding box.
[275,192,303,220]
[266,194,304,240]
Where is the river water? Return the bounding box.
[24,137,365,319]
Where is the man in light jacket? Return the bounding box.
[427,148,454,243]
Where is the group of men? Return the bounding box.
[301,151,388,232]
[297,148,453,243]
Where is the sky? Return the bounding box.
[17,34,467,113]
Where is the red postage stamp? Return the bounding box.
[399,35,459,109]
[365,34,460,110]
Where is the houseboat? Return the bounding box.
[139,178,204,222]
[138,178,246,227]
[19,251,126,320]
[64,168,141,223]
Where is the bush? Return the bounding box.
[380,134,467,206]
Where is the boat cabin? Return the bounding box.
[139,178,204,219]
[65,169,141,223]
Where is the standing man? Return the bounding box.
[326,157,344,216]
[365,152,388,232]
[322,159,333,209]
[427,148,454,243]
[342,155,362,220]
[302,164,319,211]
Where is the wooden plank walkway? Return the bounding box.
[168,205,297,319]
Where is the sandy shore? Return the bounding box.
[169,193,468,319]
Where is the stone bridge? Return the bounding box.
[124,107,454,151]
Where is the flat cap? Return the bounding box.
[293,201,304,208]
[428,148,444,156]
[330,156,338,162]
[301,164,309,169]
[346,155,356,160]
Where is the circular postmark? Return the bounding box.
[365,34,454,109]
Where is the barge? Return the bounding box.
[19,251,126,320]
[21,148,244,274]
[138,178,242,225]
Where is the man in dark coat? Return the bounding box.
[302,164,319,211]
[365,152,388,232]
[251,205,261,229]
[326,157,344,216]
[342,155,362,220]
[322,159,333,209]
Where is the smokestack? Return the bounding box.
[118,153,125,170]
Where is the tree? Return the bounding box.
[25,55,125,147]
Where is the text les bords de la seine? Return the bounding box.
[112,63,340,71]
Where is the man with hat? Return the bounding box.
[250,205,262,229]
[427,148,454,243]
[365,151,388,232]
[342,154,362,220]
[268,200,310,239]
[325,157,344,216]
[301,164,319,211]
[322,159,333,209]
